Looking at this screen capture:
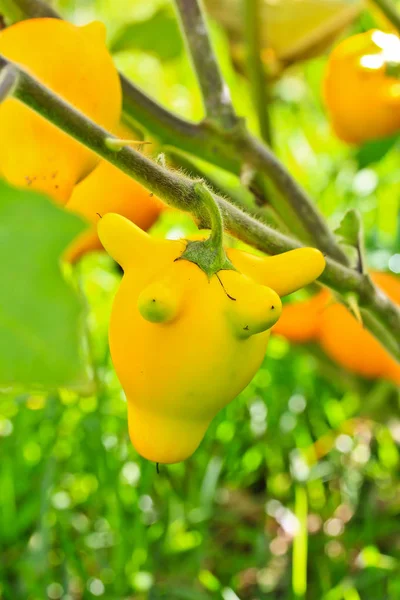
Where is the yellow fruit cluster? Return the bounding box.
[0,18,163,259]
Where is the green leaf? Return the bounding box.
[0,179,93,392]
[354,134,399,169]
[335,209,366,273]
[110,8,184,61]
[335,209,362,248]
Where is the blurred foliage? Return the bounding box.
[1,0,400,599]
[0,180,92,393]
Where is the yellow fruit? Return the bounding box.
[324,29,400,144]
[0,18,121,202]
[98,213,325,463]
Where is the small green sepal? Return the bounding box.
[178,238,236,279]
[177,182,236,278]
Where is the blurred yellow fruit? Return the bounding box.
[0,18,121,203]
[273,272,400,384]
[324,29,400,144]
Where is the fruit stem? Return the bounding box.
[195,183,225,260]
[178,183,235,278]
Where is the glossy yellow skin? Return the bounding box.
[0,18,121,203]
[98,214,325,463]
[324,30,400,144]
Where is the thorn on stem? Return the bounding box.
[156,153,166,168]
[105,137,151,152]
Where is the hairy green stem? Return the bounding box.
[243,0,272,146]
[370,0,400,34]
[180,183,235,277]
[166,146,288,233]
[194,183,226,262]
[173,0,237,128]
[0,55,398,359]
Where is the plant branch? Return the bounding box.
[173,0,237,128]
[0,62,17,100]
[236,130,350,263]
[2,0,349,264]
[370,0,400,34]
[0,55,398,360]
[243,0,272,146]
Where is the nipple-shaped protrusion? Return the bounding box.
[226,278,282,339]
[138,276,184,324]
[97,213,153,270]
[228,247,325,297]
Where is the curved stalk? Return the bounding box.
[178,183,235,277]
[173,0,237,128]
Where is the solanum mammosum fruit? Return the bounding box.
[98,211,325,464]
[324,30,400,144]
[65,125,164,263]
[0,18,121,203]
[274,272,400,384]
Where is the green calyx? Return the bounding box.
[179,237,235,279]
[177,183,235,278]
